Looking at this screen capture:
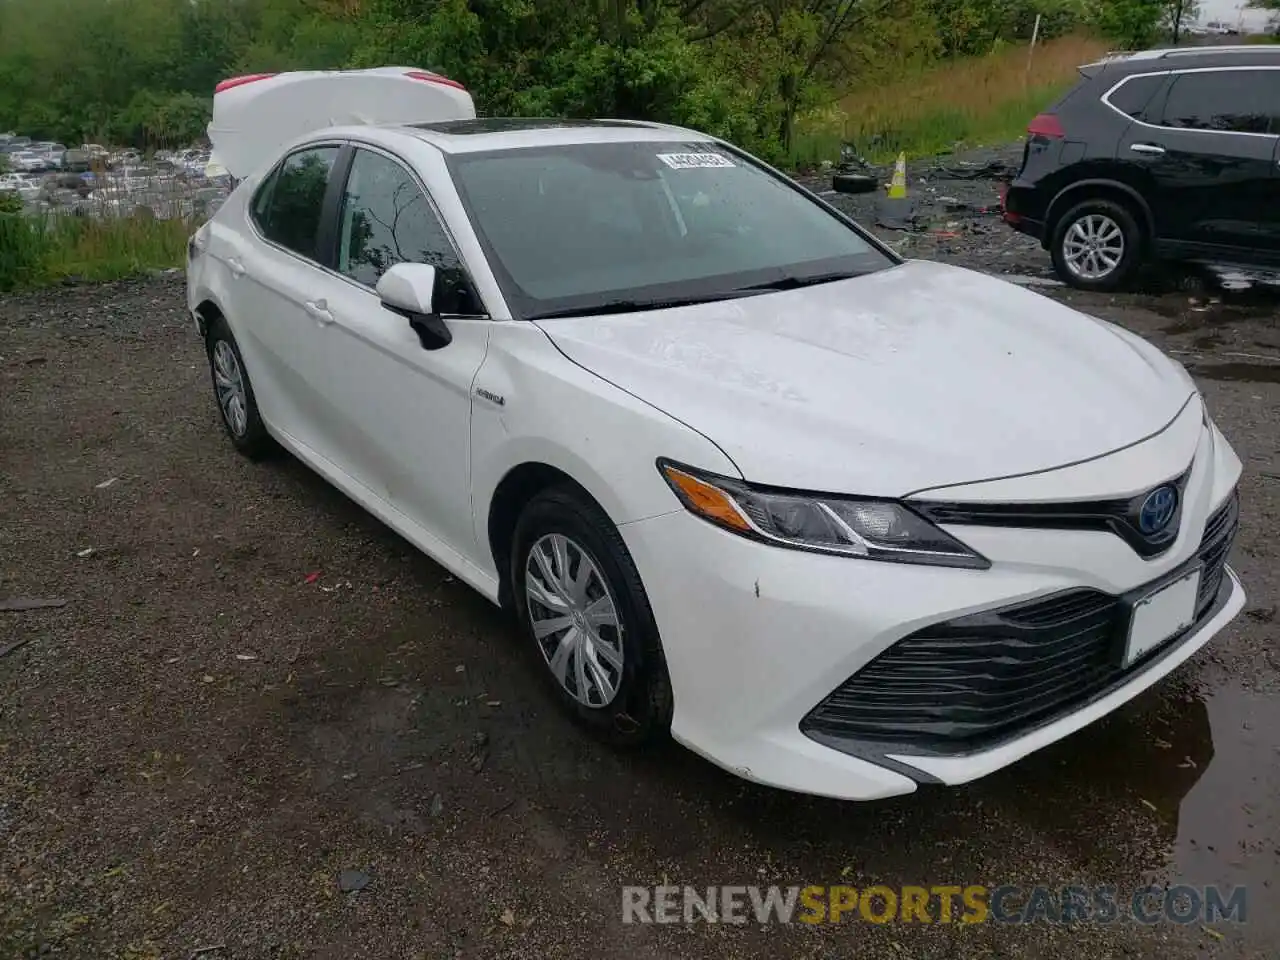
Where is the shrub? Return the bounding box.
[0,207,48,291]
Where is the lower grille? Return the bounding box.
[802,490,1240,754]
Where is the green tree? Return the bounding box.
[1088,0,1166,47]
[0,0,1095,157]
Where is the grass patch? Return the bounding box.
[0,212,190,291]
[39,214,190,282]
[793,34,1111,165]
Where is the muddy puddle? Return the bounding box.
[1169,685,1280,939]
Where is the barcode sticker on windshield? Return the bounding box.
[656,152,736,170]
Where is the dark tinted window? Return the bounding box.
[253,145,339,259]
[250,167,278,224]
[1159,69,1280,134]
[336,148,479,313]
[1108,73,1167,120]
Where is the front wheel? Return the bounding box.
[1050,199,1144,292]
[510,486,673,746]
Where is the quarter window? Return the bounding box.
[1158,70,1280,134]
[336,148,479,314]
[251,145,340,259]
[1108,74,1167,121]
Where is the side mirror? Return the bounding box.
[376,262,453,350]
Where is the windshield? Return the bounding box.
[447,140,896,320]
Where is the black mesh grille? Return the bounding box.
[802,490,1240,753]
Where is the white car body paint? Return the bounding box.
[187,114,1246,801]
[534,258,1198,495]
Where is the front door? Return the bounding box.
[1118,67,1280,258]
[315,144,492,565]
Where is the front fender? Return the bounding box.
[469,321,739,576]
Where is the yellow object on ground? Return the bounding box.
[887,152,908,199]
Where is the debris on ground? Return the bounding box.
[338,869,370,893]
[0,637,37,658]
[469,730,490,773]
[0,597,68,612]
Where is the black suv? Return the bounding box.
[1002,46,1280,290]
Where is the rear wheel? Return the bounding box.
[1050,198,1144,291]
[205,314,274,459]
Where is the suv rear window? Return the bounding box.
[1107,73,1166,120]
[1159,69,1280,134]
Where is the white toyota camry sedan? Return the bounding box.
[186,116,1246,801]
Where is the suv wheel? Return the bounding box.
[1050,198,1143,292]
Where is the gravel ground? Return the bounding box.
[2,202,1279,959]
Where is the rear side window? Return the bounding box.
[1158,70,1280,134]
[1107,73,1167,121]
[251,145,340,260]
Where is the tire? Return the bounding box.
[205,314,274,460]
[510,486,673,746]
[832,173,878,195]
[1050,198,1144,292]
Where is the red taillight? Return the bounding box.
[215,73,276,93]
[1027,113,1065,139]
[405,70,467,92]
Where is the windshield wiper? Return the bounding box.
[737,270,866,292]
[528,291,754,321]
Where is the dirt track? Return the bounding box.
[2,261,1278,958]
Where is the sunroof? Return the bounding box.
[410,118,650,135]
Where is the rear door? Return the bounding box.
[1117,66,1280,257]
[226,143,347,460]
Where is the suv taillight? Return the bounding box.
[1027,113,1065,139]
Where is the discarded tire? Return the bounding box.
[832,173,878,195]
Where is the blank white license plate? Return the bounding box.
[1125,568,1201,666]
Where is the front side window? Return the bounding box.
[252,145,339,260]
[336,147,479,314]
[447,140,896,320]
[1159,69,1280,134]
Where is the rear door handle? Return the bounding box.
[1129,143,1166,155]
[226,256,247,278]
[305,299,335,325]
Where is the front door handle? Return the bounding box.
[1129,143,1166,155]
[305,299,335,325]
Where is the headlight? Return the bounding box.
[657,460,989,570]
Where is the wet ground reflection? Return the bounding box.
[1171,685,1280,940]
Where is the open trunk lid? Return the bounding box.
[207,67,476,179]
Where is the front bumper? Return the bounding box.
[621,418,1245,801]
[803,492,1238,754]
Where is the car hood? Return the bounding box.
[534,260,1196,497]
